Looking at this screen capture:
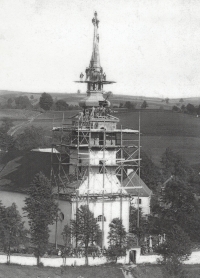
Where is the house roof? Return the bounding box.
[31,148,59,153]
[123,171,152,197]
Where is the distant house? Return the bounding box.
[123,170,152,215]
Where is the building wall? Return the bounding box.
[131,196,151,215]
[72,197,130,248]
[0,190,71,246]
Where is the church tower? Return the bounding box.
[69,12,141,248]
[52,12,141,249]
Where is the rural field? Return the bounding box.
[0,264,199,278]
[1,108,200,167]
[1,91,200,167]
[30,110,200,166]
[0,264,123,278]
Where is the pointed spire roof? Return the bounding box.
[90,11,101,69]
[76,12,116,108]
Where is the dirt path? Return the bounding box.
[8,113,41,136]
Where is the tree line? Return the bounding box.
[2,92,79,112]
[172,102,200,116]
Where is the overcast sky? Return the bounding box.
[0,0,200,98]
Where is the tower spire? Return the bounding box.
[90,11,100,69]
[76,12,116,108]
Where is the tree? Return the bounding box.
[161,148,190,180]
[62,224,71,248]
[1,117,14,133]
[129,207,148,245]
[70,205,101,265]
[7,98,14,108]
[181,104,186,112]
[39,93,53,111]
[172,105,179,112]
[0,118,14,151]
[23,173,58,265]
[196,105,200,115]
[165,98,169,104]
[186,103,195,114]
[124,101,136,110]
[155,224,191,277]
[55,99,69,111]
[160,179,200,242]
[0,202,27,263]
[30,95,34,99]
[107,218,127,262]
[15,96,32,109]
[14,126,49,151]
[179,98,184,103]
[140,151,161,191]
[141,100,148,109]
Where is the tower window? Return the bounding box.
[96,215,106,222]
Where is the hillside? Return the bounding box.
[31,110,200,166]
[0,89,199,109]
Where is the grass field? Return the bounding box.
[131,264,200,278]
[1,108,200,166]
[30,110,200,166]
[0,264,199,278]
[0,264,123,278]
[0,109,39,120]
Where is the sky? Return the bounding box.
[0,0,200,98]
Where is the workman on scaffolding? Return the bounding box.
[80,72,84,81]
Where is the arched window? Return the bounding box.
[96,215,106,222]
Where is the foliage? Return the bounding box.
[0,118,14,151]
[14,126,49,151]
[70,205,101,264]
[156,224,191,277]
[181,104,186,112]
[196,105,200,116]
[7,98,14,108]
[0,202,27,262]
[165,98,169,104]
[140,151,161,191]
[62,224,71,248]
[161,147,191,180]
[55,99,69,111]
[186,103,195,114]
[39,92,53,111]
[23,172,58,264]
[107,218,127,262]
[1,117,14,132]
[124,101,136,110]
[129,207,148,245]
[15,96,32,109]
[172,105,180,112]
[160,179,200,242]
[179,98,184,103]
[141,100,148,109]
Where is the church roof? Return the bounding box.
[123,171,152,197]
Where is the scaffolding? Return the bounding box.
[51,111,141,248]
